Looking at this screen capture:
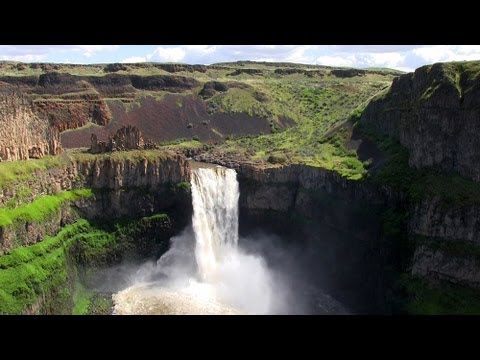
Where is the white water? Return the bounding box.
[113,165,277,315]
[191,167,239,282]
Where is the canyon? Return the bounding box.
[0,60,479,314]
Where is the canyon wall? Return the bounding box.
[0,88,61,161]
[0,152,191,254]
[361,62,480,182]
[234,162,480,312]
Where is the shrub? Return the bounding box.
[267,152,287,164]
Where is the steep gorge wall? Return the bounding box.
[360,61,480,182]
[409,197,480,288]
[0,89,61,161]
[359,61,480,293]
[0,153,191,254]
[235,164,404,313]
[235,162,480,312]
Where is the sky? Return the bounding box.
[1,45,480,72]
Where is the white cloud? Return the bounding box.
[362,52,406,68]
[2,45,480,72]
[73,45,119,58]
[122,56,147,63]
[315,55,356,67]
[0,54,47,62]
[413,45,480,63]
[184,45,217,55]
[148,47,186,62]
[284,46,313,63]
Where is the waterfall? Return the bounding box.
[113,164,279,315]
[190,166,239,282]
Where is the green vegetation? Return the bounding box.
[0,220,90,314]
[142,213,170,222]
[69,148,171,163]
[159,139,204,151]
[203,71,392,178]
[0,214,151,314]
[72,281,92,315]
[0,189,93,228]
[400,274,480,315]
[357,122,480,207]
[176,182,191,190]
[0,155,68,188]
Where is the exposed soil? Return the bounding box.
[61,94,281,147]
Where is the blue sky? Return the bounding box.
[1,45,480,72]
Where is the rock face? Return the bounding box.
[230,160,480,310]
[230,162,404,314]
[90,125,157,153]
[331,69,366,78]
[33,93,112,133]
[0,88,61,161]
[412,246,480,287]
[411,198,480,245]
[408,196,480,288]
[0,152,191,254]
[361,61,480,182]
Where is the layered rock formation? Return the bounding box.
[0,88,61,161]
[90,125,157,153]
[230,160,480,311]
[361,61,480,182]
[226,162,404,313]
[0,151,190,254]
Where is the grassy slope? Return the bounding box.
[0,189,93,227]
[0,60,397,177]
[0,212,171,314]
[213,72,390,177]
[172,67,393,178]
[0,220,94,314]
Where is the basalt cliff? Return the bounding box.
[0,60,479,315]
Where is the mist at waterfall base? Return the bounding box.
[112,166,301,315]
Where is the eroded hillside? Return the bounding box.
[0,61,398,161]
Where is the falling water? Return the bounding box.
[190,166,239,282]
[113,164,281,314]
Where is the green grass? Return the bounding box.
[0,189,94,228]
[204,73,392,177]
[0,220,90,314]
[160,139,203,150]
[72,281,92,315]
[0,155,68,188]
[69,148,171,163]
[0,218,123,314]
[400,274,480,315]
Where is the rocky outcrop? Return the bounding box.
[0,152,191,253]
[227,68,265,76]
[361,61,480,182]
[0,151,190,208]
[33,94,112,132]
[0,203,78,254]
[412,246,480,287]
[274,68,326,77]
[224,162,405,314]
[407,196,480,288]
[199,81,228,99]
[410,198,480,245]
[0,88,61,161]
[90,125,157,154]
[331,69,366,78]
[235,163,402,213]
